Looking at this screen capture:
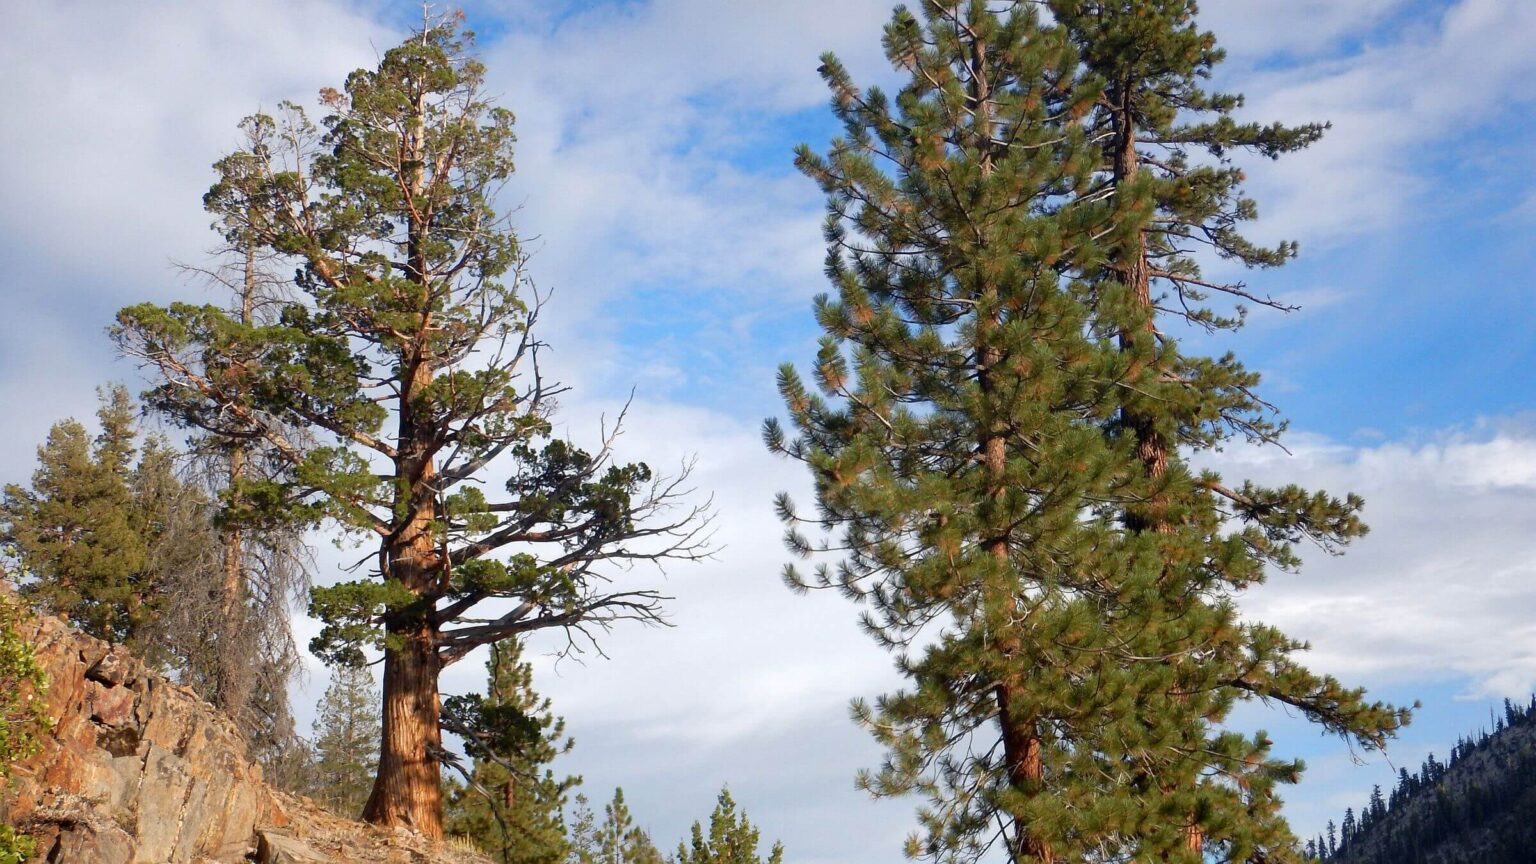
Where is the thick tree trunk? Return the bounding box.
[362,607,444,835]
[363,489,445,835]
[363,425,447,836]
[363,75,447,837]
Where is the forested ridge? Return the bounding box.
[1306,697,1536,864]
[0,2,1511,863]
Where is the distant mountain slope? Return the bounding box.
[1308,697,1536,863]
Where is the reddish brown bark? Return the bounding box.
[361,610,444,835]
[362,453,445,836]
[362,82,448,835]
[970,32,1053,863]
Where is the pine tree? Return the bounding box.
[769,2,1407,861]
[312,663,381,819]
[1041,1,1413,856]
[568,789,664,864]
[1,387,221,659]
[769,3,1166,858]
[673,787,784,864]
[2,389,152,645]
[154,125,314,788]
[445,638,577,864]
[0,385,305,776]
[113,15,707,835]
[169,147,314,740]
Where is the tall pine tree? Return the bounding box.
[113,16,708,835]
[769,2,1408,861]
[1048,1,1411,857]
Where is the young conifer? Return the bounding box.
[445,638,577,864]
[313,663,382,819]
[568,789,664,864]
[674,787,784,864]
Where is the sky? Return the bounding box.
[3,0,1536,859]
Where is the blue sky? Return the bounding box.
[3,0,1536,860]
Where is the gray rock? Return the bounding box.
[51,823,136,864]
[257,830,330,864]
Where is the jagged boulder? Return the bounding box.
[0,607,487,864]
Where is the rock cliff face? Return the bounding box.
[1,608,486,864]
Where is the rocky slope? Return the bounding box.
[0,605,488,864]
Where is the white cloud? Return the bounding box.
[1225,0,1536,244]
[466,0,898,392]
[1215,419,1536,699]
[1199,0,1410,60]
[0,0,393,481]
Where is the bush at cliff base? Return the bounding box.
[0,596,49,863]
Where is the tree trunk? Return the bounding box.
[362,70,447,837]
[363,407,446,836]
[214,441,247,714]
[1108,84,1204,859]
[215,228,259,719]
[362,607,444,835]
[363,468,445,835]
[1110,86,1171,516]
[970,31,1053,864]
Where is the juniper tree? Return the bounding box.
[673,787,784,864]
[445,638,577,864]
[313,663,382,818]
[768,2,1406,862]
[113,17,707,835]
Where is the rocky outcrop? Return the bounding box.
[0,608,487,864]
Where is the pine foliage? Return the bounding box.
[673,787,784,864]
[768,2,1408,861]
[312,663,382,818]
[0,387,219,659]
[446,638,578,864]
